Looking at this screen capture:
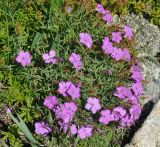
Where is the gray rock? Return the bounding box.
[123,14,160,58]
[125,101,160,147]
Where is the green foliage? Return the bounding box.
[1,125,23,147]
[0,0,138,146]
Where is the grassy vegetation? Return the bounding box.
[0,0,155,146]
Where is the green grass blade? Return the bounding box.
[9,113,37,146]
[31,32,41,49]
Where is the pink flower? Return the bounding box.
[16,50,31,67]
[123,48,131,62]
[6,108,12,114]
[70,124,78,136]
[111,47,123,61]
[69,53,83,71]
[130,104,141,120]
[132,82,143,96]
[58,81,72,97]
[67,83,81,100]
[119,114,134,128]
[42,50,57,64]
[85,97,101,114]
[96,4,105,14]
[78,126,92,139]
[102,37,114,55]
[58,81,81,99]
[66,6,72,13]
[102,13,113,23]
[35,121,51,136]
[54,102,77,124]
[112,106,127,121]
[130,65,143,82]
[128,95,139,105]
[114,86,132,99]
[112,32,122,43]
[43,96,58,109]
[99,109,114,125]
[58,121,69,133]
[79,33,93,48]
[124,25,133,40]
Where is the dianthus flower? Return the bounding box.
[129,104,141,121]
[70,124,78,136]
[95,4,107,14]
[58,81,80,99]
[79,33,93,48]
[111,47,123,61]
[132,82,143,96]
[54,102,77,124]
[119,114,134,128]
[130,65,143,82]
[112,32,122,43]
[16,50,31,67]
[66,6,72,13]
[123,48,131,62]
[42,50,57,64]
[58,121,69,133]
[85,97,101,114]
[114,86,132,99]
[123,25,133,40]
[69,53,83,71]
[102,13,113,23]
[128,95,139,105]
[99,109,114,125]
[43,96,58,109]
[112,106,127,121]
[35,121,51,136]
[102,37,114,55]
[67,83,81,100]
[78,126,92,139]
[58,81,72,97]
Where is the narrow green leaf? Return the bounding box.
[9,113,37,146]
[31,32,41,49]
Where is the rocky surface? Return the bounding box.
[125,101,160,147]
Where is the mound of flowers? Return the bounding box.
[15,3,143,141]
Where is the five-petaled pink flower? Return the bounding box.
[102,13,113,23]
[99,109,114,125]
[102,37,114,55]
[112,32,122,43]
[79,33,93,48]
[35,121,51,136]
[112,106,127,121]
[69,53,83,71]
[58,81,80,99]
[70,124,78,136]
[114,86,132,99]
[96,4,107,14]
[78,126,92,139]
[85,97,101,114]
[123,48,131,62]
[58,81,72,97]
[43,96,58,109]
[111,47,123,61]
[123,25,133,40]
[16,50,31,67]
[42,50,57,64]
